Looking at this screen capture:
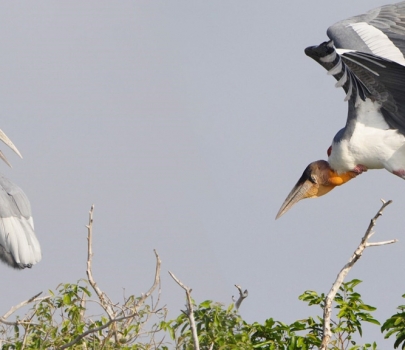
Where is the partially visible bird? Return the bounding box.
[277,1,405,219]
[0,129,41,268]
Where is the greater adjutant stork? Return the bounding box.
[0,130,41,268]
[277,1,405,219]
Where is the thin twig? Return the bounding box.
[59,250,161,350]
[366,240,397,247]
[85,205,120,344]
[123,249,161,329]
[136,250,161,308]
[233,285,248,310]
[168,271,200,350]
[86,205,115,320]
[58,313,136,350]
[21,308,37,350]
[320,199,396,350]
[0,292,50,326]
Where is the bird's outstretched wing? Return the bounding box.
[306,40,405,136]
[327,1,405,64]
[305,1,405,135]
[0,175,41,269]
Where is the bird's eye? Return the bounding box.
[310,175,318,184]
[327,146,332,157]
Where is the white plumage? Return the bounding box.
[329,99,405,174]
[306,1,405,178]
[349,22,405,65]
[277,1,405,219]
[0,131,41,269]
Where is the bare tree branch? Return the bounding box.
[136,250,161,308]
[85,205,163,346]
[59,247,161,348]
[232,285,248,310]
[320,199,397,350]
[366,240,397,247]
[168,271,200,350]
[122,249,161,330]
[20,310,37,350]
[58,313,137,350]
[0,292,50,326]
[86,205,115,320]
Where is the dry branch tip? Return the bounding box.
[320,199,396,349]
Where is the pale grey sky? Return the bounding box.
[0,0,403,346]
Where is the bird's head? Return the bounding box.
[0,129,22,167]
[275,160,357,219]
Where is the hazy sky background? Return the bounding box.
[0,0,403,346]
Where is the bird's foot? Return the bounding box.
[353,164,368,175]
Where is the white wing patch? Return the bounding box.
[0,216,41,266]
[349,22,405,65]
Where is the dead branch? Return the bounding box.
[20,309,38,350]
[86,205,115,320]
[0,292,50,326]
[60,248,161,348]
[122,249,161,330]
[85,205,163,346]
[58,313,137,350]
[232,285,248,310]
[320,199,397,350]
[168,271,200,350]
[136,250,161,308]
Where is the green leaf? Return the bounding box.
[63,293,71,305]
[359,304,377,311]
[227,303,235,313]
[199,300,212,308]
[364,318,380,326]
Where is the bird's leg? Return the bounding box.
[353,164,368,174]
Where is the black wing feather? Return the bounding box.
[342,51,405,135]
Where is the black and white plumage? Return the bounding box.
[277,1,405,219]
[0,130,41,268]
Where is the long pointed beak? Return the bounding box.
[276,160,358,220]
[0,129,22,168]
[276,179,315,220]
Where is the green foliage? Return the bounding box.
[161,279,380,350]
[0,280,165,349]
[241,280,378,350]
[245,317,321,349]
[298,279,379,350]
[3,278,405,349]
[161,300,250,349]
[382,294,405,349]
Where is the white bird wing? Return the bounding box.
[327,1,405,65]
[0,175,41,269]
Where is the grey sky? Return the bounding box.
[0,0,403,346]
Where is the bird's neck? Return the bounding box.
[327,169,357,186]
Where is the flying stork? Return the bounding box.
[276,1,405,219]
[0,130,41,268]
